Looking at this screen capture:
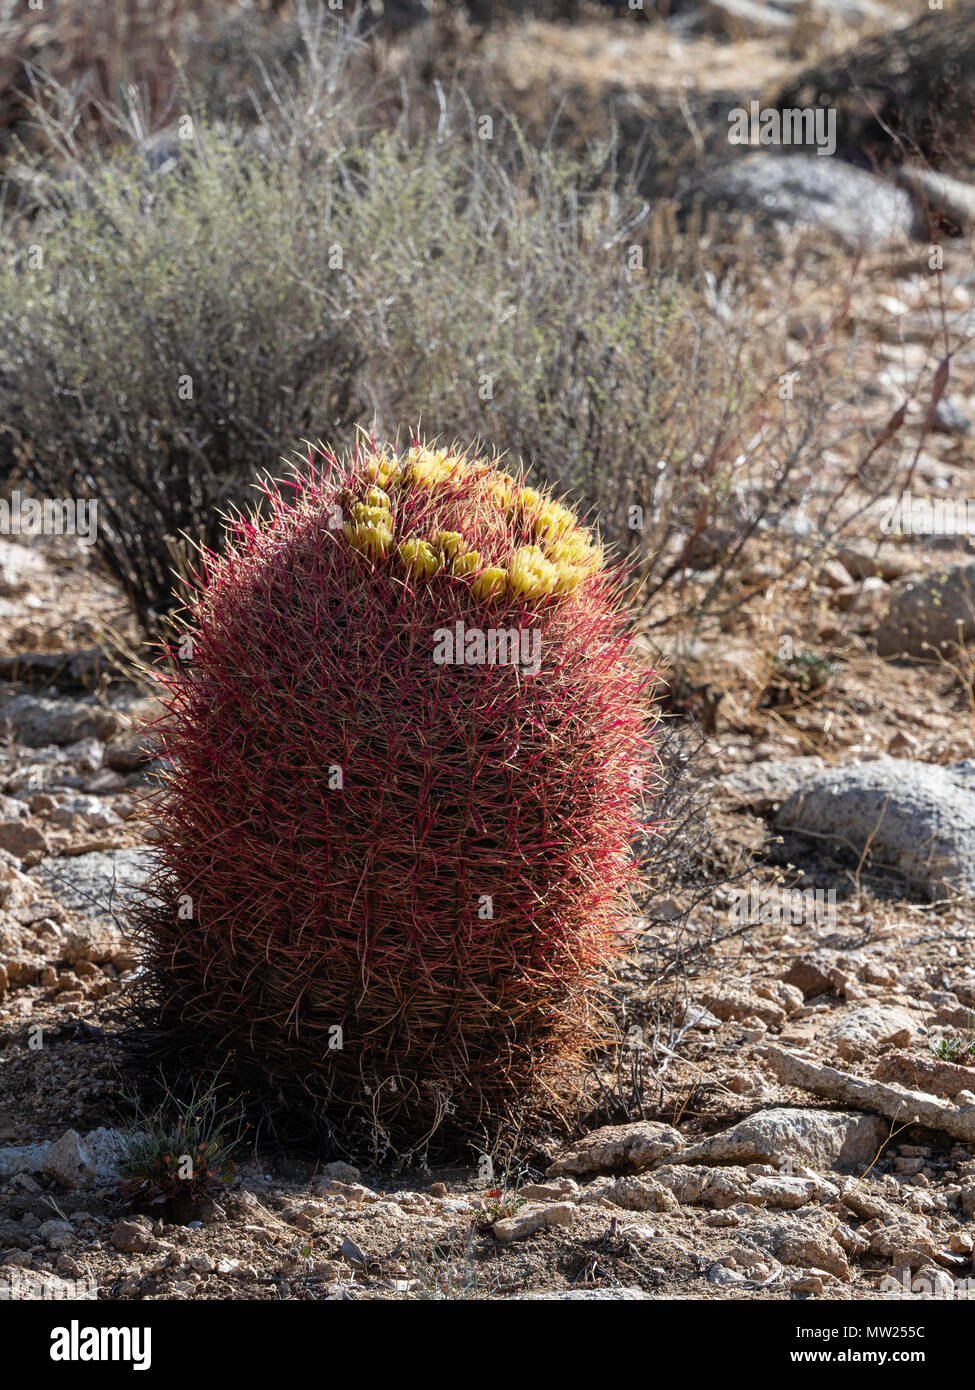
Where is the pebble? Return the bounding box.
[37,1220,74,1250]
[110,1218,154,1255]
[493,1202,577,1243]
[43,1130,97,1189]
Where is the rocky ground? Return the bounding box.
[3,495,975,1301]
[3,0,975,1304]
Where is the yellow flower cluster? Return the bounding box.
[546,529,602,576]
[471,566,507,601]
[500,479,602,592]
[505,546,584,599]
[517,495,602,593]
[362,450,399,488]
[508,545,557,598]
[533,500,578,544]
[397,537,441,579]
[403,445,467,490]
[452,551,481,578]
[339,445,602,601]
[438,531,466,562]
[398,529,482,581]
[359,444,467,492]
[342,482,393,560]
[488,474,516,510]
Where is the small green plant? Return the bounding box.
[0,118,361,633]
[117,1079,248,1216]
[482,1188,527,1222]
[933,1030,975,1062]
[763,650,837,708]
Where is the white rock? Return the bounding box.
[493,1202,577,1242]
[43,1130,97,1188]
[824,1004,919,1060]
[670,1108,889,1172]
[776,758,975,900]
[37,1219,75,1249]
[746,1174,840,1209]
[604,1176,679,1212]
[546,1121,684,1177]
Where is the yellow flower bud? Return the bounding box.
[509,546,558,598]
[552,563,583,595]
[488,475,515,509]
[398,538,441,579]
[344,518,392,560]
[452,550,481,577]
[350,503,392,528]
[547,532,601,574]
[438,531,466,561]
[471,566,507,601]
[363,452,397,485]
[518,486,544,513]
[534,501,577,543]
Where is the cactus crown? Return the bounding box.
[337,442,603,601]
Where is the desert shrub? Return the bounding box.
[330,131,760,580]
[1,10,934,643]
[0,82,757,631]
[0,121,361,631]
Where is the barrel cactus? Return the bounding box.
[136,436,657,1155]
